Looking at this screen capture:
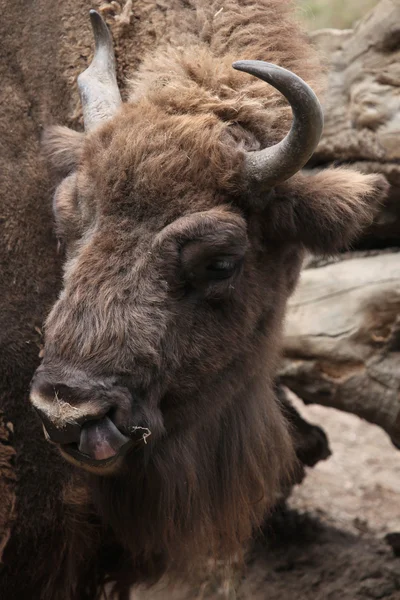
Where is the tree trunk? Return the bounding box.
[309,0,400,247]
[280,0,400,450]
[280,252,400,449]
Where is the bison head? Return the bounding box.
[30,12,384,482]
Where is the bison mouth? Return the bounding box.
[60,415,133,468]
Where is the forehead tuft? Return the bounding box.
[78,102,243,220]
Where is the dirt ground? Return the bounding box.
[131,399,400,599]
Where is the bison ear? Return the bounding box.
[268,168,389,254]
[41,126,84,178]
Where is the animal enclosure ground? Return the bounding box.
[132,401,400,599]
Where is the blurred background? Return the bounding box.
[298,0,379,29]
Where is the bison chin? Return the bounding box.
[84,379,297,586]
[58,415,157,475]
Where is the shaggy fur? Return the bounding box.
[1,1,388,598]
[0,415,16,563]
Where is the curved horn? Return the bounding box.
[232,60,324,190]
[77,10,122,131]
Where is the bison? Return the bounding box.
[1,0,387,598]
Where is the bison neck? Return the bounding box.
[88,374,296,585]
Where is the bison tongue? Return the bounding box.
[79,416,130,461]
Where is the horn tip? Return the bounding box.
[89,8,101,21]
[89,9,107,30]
[232,60,246,72]
[232,60,262,69]
[88,8,112,47]
[232,60,281,76]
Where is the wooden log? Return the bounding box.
[285,1,400,448]
[311,0,400,170]
[280,252,400,449]
[309,0,400,246]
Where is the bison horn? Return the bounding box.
[232,60,323,190]
[78,10,122,131]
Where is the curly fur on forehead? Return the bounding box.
[82,104,244,213]
[55,0,325,234]
[79,0,323,222]
[128,0,324,139]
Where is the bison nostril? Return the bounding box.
[30,387,81,445]
[33,406,82,445]
[30,374,115,447]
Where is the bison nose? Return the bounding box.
[30,378,84,445]
[36,407,82,445]
[29,371,133,465]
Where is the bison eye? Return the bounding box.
[176,216,248,292]
[205,258,239,280]
[183,253,243,288]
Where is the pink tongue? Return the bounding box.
[79,416,130,461]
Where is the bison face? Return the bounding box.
[30,128,253,473]
[30,12,385,475]
[31,100,270,473]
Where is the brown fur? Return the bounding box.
[1,1,388,598]
[0,415,16,564]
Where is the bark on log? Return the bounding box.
[280,252,400,449]
[282,0,400,450]
[309,0,400,246]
